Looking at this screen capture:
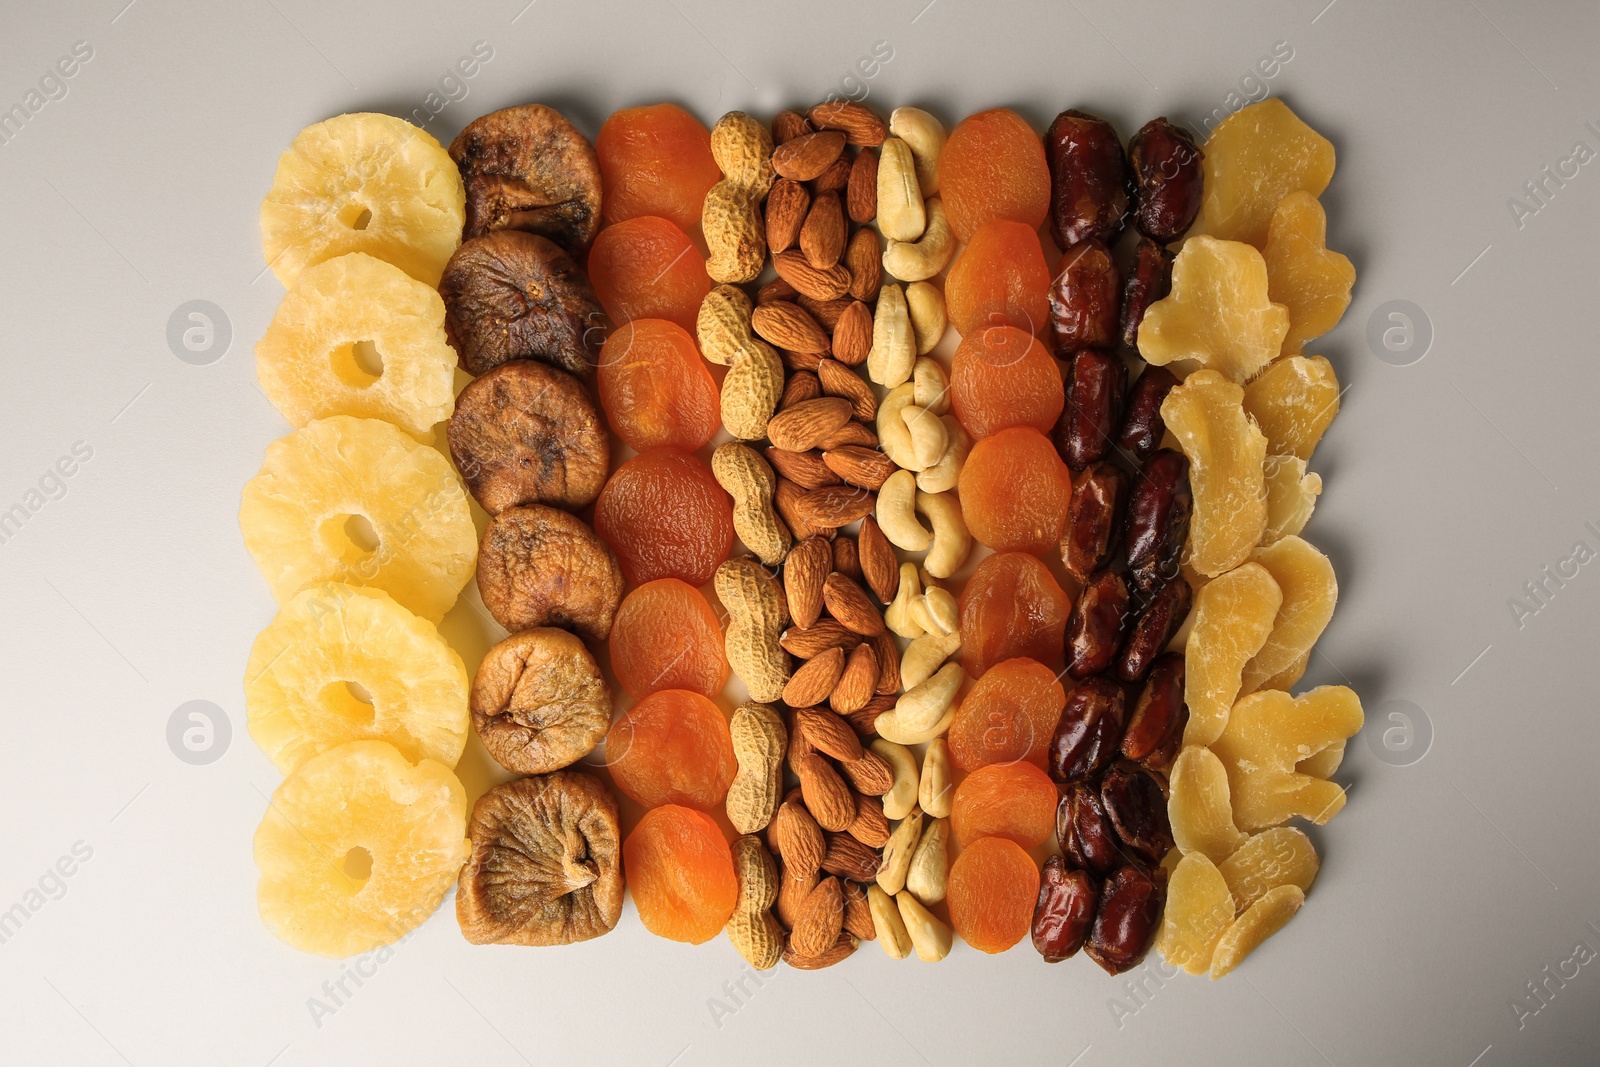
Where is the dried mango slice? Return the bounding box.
[1242,355,1340,461]
[1168,745,1247,862]
[1196,98,1335,249]
[1212,686,1364,830]
[1210,884,1303,979]
[1157,852,1235,975]
[1217,827,1319,912]
[1240,537,1336,696]
[1261,455,1321,546]
[1162,370,1270,576]
[1184,562,1281,747]
[1138,236,1289,383]
[1263,192,1354,353]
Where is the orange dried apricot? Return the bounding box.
[594,448,734,586]
[596,103,721,234]
[623,804,738,943]
[940,108,1050,242]
[597,319,720,452]
[588,215,710,333]
[607,689,736,810]
[949,326,1064,440]
[944,220,1051,337]
[947,657,1066,772]
[959,552,1071,678]
[947,836,1041,953]
[609,578,729,700]
[958,426,1072,554]
[951,760,1058,848]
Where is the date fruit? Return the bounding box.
[1065,570,1130,680]
[1032,856,1098,962]
[1124,449,1192,594]
[1127,117,1203,242]
[1117,579,1192,683]
[1120,652,1187,770]
[1057,781,1120,876]
[1062,461,1129,584]
[1054,349,1126,473]
[1049,239,1120,353]
[1045,109,1130,250]
[1048,676,1126,783]
[1115,364,1179,463]
[1100,762,1173,864]
[1085,864,1166,975]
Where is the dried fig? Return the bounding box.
[450,104,603,253]
[439,231,605,378]
[456,771,624,946]
[477,505,624,641]
[448,360,609,515]
[470,629,612,774]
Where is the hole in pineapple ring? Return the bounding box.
[343,514,381,555]
[339,203,373,231]
[320,679,377,728]
[340,846,374,885]
[331,339,385,387]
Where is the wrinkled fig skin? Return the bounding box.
[1066,570,1131,680]
[1033,856,1099,962]
[1084,864,1167,975]
[1119,239,1175,350]
[476,505,624,641]
[1121,653,1187,771]
[1046,109,1132,250]
[1063,461,1129,584]
[1049,676,1127,783]
[456,771,625,946]
[450,104,604,253]
[1054,349,1127,473]
[1049,239,1121,354]
[1128,118,1204,243]
[448,359,609,515]
[440,231,606,378]
[1057,783,1120,876]
[1125,449,1192,595]
[1100,762,1174,864]
[1115,361,1179,462]
[1116,578,1191,683]
[470,629,612,775]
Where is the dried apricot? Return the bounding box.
[609,579,729,700]
[607,689,736,810]
[951,760,1058,848]
[944,220,1051,337]
[947,836,1040,953]
[594,448,734,586]
[1263,192,1354,354]
[623,804,738,944]
[940,108,1050,242]
[1197,98,1335,249]
[958,427,1072,554]
[596,104,721,234]
[949,326,1064,440]
[947,658,1066,772]
[587,215,710,333]
[959,552,1071,678]
[597,319,720,452]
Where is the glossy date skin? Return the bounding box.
[1049,239,1120,353]
[1032,856,1099,962]
[1054,349,1127,473]
[1066,570,1131,680]
[1048,676,1127,783]
[1057,782,1121,876]
[1085,864,1167,975]
[1121,652,1187,771]
[1125,449,1192,595]
[1046,109,1131,251]
[1062,462,1129,584]
[1117,577,1192,682]
[1115,361,1179,461]
[1100,762,1174,864]
[1128,118,1204,243]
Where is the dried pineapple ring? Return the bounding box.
[1212,686,1364,830]
[254,740,469,957]
[1138,236,1289,383]
[255,253,457,441]
[261,112,464,288]
[240,416,477,622]
[1243,355,1341,462]
[245,582,468,774]
[1195,98,1335,249]
[1263,192,1355,354]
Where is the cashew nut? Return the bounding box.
[918,738,953,819]
[875,469,931,552]
[900,404,948,470]
[906,282,946,355]
[922,585,959,634]
[882,198,954,283]
[900,629,961,690]
[915,417,969,494]
[885,561,925,639]
[889,661,963,735]
[875,137,925,242]
[889,107,946,196]
[876,383,919,470]
[877,704,956,746]
[907,595,938,637]
[912,356,950,414]
[867,282,915,387]
[871,738,920,821]
[896,891,952,962]
[868,884,913,959]
[915,490,972,578]
[905,817,949,904]
[876,806,923,895]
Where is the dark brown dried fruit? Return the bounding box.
[1115,362,1179,462]
[1062,461,1129,584]
[1048,676,1127,783]
[448,360,608,515]
[1121,652,1187,770]
[1049,239,1120,354]
[1120,237,1175,350]
[1032,855,1098,962]
[470,629,611,775]
[1100,762,1173,863]
[456,771,623,946]
[450,104,603,253]
[1054,349,1126,473]
[1046,109,1131,251]
[1125,449,1193,595]
[1065,570,1131,680]
[1057,782,1120,876]
[476,504,624,641]
[1084,864,1166,975]
[439,231,605,378]
[1128,117,1204,243]
[1117,580,1192,683]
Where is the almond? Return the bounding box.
[772,109,813,145]
[816,358,876,421]
[774,249,851,301]
[772,131,847,182]
[779,369,821,411]
[784,710,816,774]
[815,420,879,451]
[847,148,879,223]
[796,705,865,762]
[758,276,798,304]
[783,535,831,629]
[857,516,899,603]
[832,535,861,582]
[841,749,895,796]
[753,300,830,354]
[810,153,852,196]
[768,797,825,879]
[789,875,845,956]
[783,645,846,707]
[766,396,852,451]
[822,833,882,882]
[781,347,825,374]
[794,483,876,530]
[800,191,847,269]
[775,868,816,929]
[845,228,882,302]
[765,179,809,253]
[847,694,897,736]
[808,101,889,147]
[782,930,857,969]
[830,641,879,715]
[796,754,856,832]
[774,477,827,541]
[798,294,852,332]
[823,572,885,636]
[779,618,864,660]
[847,794,891,848]
[764,447,838,490]
[830,301,873,367]
[823,445,896,491]
[841,879,878,940]
[871,629,901,694]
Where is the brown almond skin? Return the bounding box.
[773,131,848,182]
[772,109,814,145]
[1115,363,1179,463]
[1062,461,1129,584]
[1124,450,1192,595]
[1054,349,1127,473]
[1065,569,1131,680]
[817,359,878,421]
[847,148,879,223]
[1120,238,1176,350]
[795,484,876,530]
[779,619,864,659]
[766,447,838,491]
[856,516,899,603]
[801,191,847,269]
[784,536,832,629]
[1116,579,1191,683]
[809,153,853,196]
[780,371,823,411]
[845,229,882,302]
[1032,856,1099,962]
[1049,239,1121,354]
[766,179,810,253]
[823,572,885,635]
[1128,117,1204,243]
[1085,865,1166,975]
[1046,109,1131,251]
[808,101,889,147]
[1049,676,1127,783]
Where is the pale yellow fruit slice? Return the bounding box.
[256,253,457,441]
[1162,370,1270,577]
[1169,745,1248,862]
[261,112,464,287]
[1183,561,1281,746]
[1158,852,1235,975]
[1218,827,1319,912]
[1212,686,1364,830]
[1210,884,1304,979]
[245,582,468,773]
[1242,354,1341,461]
[1263,192,1354,354]
[1240,537,1337,695]
[1138,237,1289,384]
[254,740,469,957]
[1261,455,1321,547]
[1195,98,1336,249]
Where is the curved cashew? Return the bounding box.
[900,404,948,470]
[876,137,926,242]
[883,198,954,283]
[876,702,956,746]
[885,561,925,639]
[912,356,949,414]
[915,490,972,578]
[905,817,949,904]
[868,884,913,959]
[889,107,946,196]
[907,594,938,637]
[916,417,969,494]
[876,806,923,895]
[900,629,961,690]
[889,661,963,734]
[871,738,920,821]
[867,282,915,387]
[876,382,919,469]
[906,282,946,355]
[922,586,959,634]
[918,738,953,819]
[875,469,931,552]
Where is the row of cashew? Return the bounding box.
[865,735,956,960]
